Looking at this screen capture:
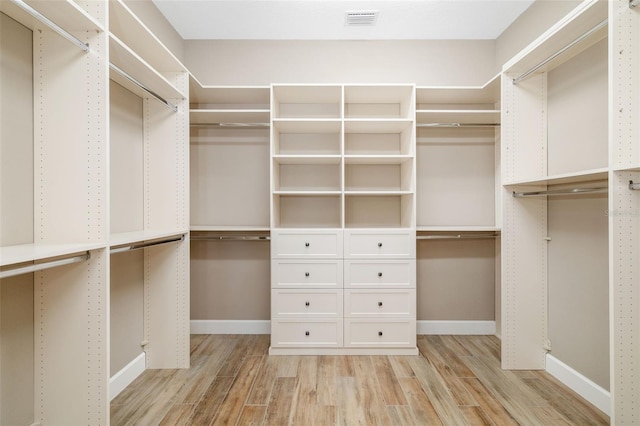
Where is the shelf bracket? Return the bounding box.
[629,180,640,190]
[631,0,639,8]
[10,0,90,53]
[110,234,185,254]
[109,63,178,112]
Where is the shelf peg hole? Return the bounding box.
[378,272,382,277]
[378,331,383,336]
[378,301,383,307]
[378,242,382,247]
[305,331,310,336]
[305,242,310,247]
[305,272,310,277]
[305,301,310,307]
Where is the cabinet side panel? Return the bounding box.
[0,13,33,246]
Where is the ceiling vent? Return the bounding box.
[345,10,379,26]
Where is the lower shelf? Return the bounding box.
[268,346,419,356]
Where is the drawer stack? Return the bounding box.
[270,229,417,354]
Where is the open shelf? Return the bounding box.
[416,110,500,125]
[190,109,270,125]
[273,194,342,228]
[416,74,500,105]
[504,168,608,187]
[109,230,187,248]
[272,85,342,119]
[0,242,105,267]
[344,85,414,119]
[344,155,413,165]
[344,119,414,133]
[0,0,104,33]
[189,80,270,108]
[190,226,271,232]
[273,155,342,165]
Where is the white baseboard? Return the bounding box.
[545,354,610,416]
[190,320,270,334]
[417,320,496,335]
[109,352,146,401]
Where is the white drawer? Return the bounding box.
[344,230,415,258]
[272,289,343,318]
[344,289,415,318]
[344,319,416,348]
[272,260,343,288]
[272,230,343,258]
[271,319,343,347]
[345,260,415,288]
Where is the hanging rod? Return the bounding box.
[190,123,270,128]
[0,252,90,279]
[629,180,640,190]
[110,235,185,254]
[109,63,178,112]
[190,235,270,241]
[513,186,608,198]
[417,234,499,240]
[512,19,608,85]
[416,123,500,128]
[10,0,90,53]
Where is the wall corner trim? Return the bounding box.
[545,353,610,416]
[109,352,146,401]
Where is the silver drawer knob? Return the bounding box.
[378,331,383,336]
[378,272,382,277]
[378,242,382,247]
[378,301,383,307]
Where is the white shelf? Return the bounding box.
[274,191,342,196]
[190,109,270,125]
[109,34,186,101]
[504,168,608,187]
[503,0,607,77]
[109,0,186,74]
[0,0,104,33]
[0,242,106,267]
[189,81,270,107]
[613,164,640,173]
[274,155,342,165]
[344,155,413,165]
[272,84,342,104]
[344,119,414,133]
[416,110,500,125]
[273,119,342,133]
[345,191,414,196]
[109,230,187,248]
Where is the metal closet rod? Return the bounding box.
[629,180,640,190]
[109,63,178,112]
[110,235,185,254]
[417,234,499,240]
[191,235,270,241]
[512,18,608,85]
[416,123,500,128]
[190,123,270,128]
[10,0,90,53]
[0,252,90,279]
[513,186,608,198]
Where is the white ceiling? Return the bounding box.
[151,0,535,41]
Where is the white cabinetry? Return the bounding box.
[270,84,417,355]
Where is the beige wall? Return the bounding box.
[185,40,497,86]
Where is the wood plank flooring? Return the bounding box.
[110,335,610,425]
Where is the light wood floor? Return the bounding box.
[111,334,610,425]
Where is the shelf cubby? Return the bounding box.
[345,194,414,228]
[272,85,342,119]
[273,194,342,228]
[344,85,415,119]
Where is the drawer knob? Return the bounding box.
[378,331,383,336]
[305,272,310,277]
[378,242,383,247]
[378,272,383,277]
[305,242,310,247]
[305,301,310,307]
[305,331,310,336]
[378,301,383,307]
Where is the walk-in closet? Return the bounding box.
[1,0,639,424]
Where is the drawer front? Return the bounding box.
[272,260,343,288]
[271,319,343,347]
[345,260,415,288]
[344,230,415,258]
[272,290,343,318]
[344,319,416,348]
[272,230,343,258]
[344,290,415,318]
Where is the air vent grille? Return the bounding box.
[345,10,379,26]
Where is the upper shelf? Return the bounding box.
[504,168,609,187]
[109,34,186,101]
[0,242,105,267]
[190,80,270,108]
[344,119,414,133]
[416,74,500,105]
[416,110,500,125]
[503,0,608,79]
[0,0,104,33]
[190,109,270,125]
[109,0,186,75]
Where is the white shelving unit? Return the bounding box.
[270,84,417,355]
[0,1,190,423]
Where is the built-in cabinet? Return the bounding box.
[269,85,418,355]
[0,0,189,423]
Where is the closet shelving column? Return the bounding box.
[188,81,271,333]
[0,1,108,424]
[343,85,417,354]
[501,0,608,371]
[108,0,190,369]
[610,0,640,423]
[270,85,345,353]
